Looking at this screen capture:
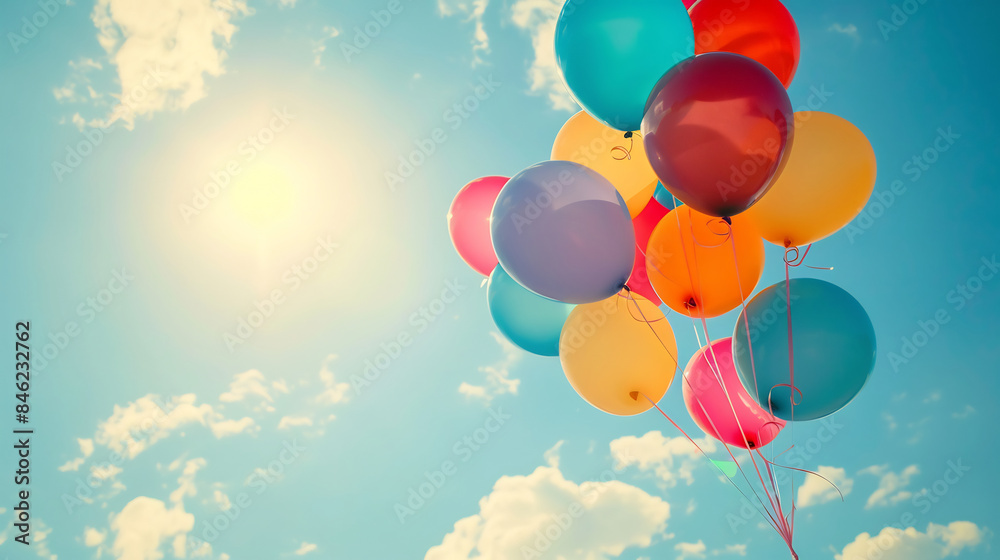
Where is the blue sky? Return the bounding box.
[0,0,997,559]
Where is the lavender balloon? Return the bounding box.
[490,161,635,304]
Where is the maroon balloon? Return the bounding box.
[641,52,793,217]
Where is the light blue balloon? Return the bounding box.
[487,265,574,356]
[732,279,877,421]
[555,0,694,131]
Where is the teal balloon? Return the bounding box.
[487,265,574,356]
[555,0,694,131]
[653,182,677,210]
[732,279,876,421]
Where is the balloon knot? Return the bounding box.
[629,391,639,401]
[722,216,732,225]
[685,298,697,309]
[623,131,633,139]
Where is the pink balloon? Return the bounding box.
[682,337,785,449]
[447,176,508,276]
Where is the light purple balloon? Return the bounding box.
[490,161,635,304]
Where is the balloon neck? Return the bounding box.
[722,216,732,225]
[623,131,633,139]
[684,298,697,309]
[629,391,639,401]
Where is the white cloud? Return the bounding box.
[953,405,976,419]
[110,497,195,560]
[169,458,206,504]
[312,25,341,67]
[828,23,860,42]
[84,526,107,547]
[835,522,986,560]
[86,0,251,128]
[510,0,578,111]
[294,542,318,555]
[59,457,86,472]
[278,416,314,430]
[675,540,707,559]
[91,463,124,481]
[208,416,258,438]
[426,463,669,559]
[609,431,717,487]
[220,369,274,404]
[861,464,919,509]
[438,0,490,65]
[716,544,747,556]
[797,466,853,508]
[316,354,351,405]
[278,0,297,7]
[213,489,231,511]
[95,394,214,459]
[459,332,521,404]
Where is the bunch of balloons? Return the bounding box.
[447,1,877,556]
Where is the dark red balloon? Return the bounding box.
[627,196,670,305]
[690,0,800,88]
[641,52,793,218]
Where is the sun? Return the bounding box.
[228,162,296,230]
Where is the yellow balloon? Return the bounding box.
[559,293,677,416]
[552,111,658,218]
[745,112,877,247]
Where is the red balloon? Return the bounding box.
[447,176,508,276]
[690,0,800,88]
[641,52,793,218]
[682,0,697,8]
[627,196,670,305]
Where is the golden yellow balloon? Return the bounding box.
[559,293,677,416]
[552,111,658,218]
[745,111,877,247]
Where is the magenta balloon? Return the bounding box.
[448,176,509,276]
[682,337,785,449]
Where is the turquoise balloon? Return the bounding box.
[653,182,677,210]
[732,279,876,421]
[555,0,694,131]
[487,265,574,356]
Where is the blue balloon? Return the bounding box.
[653,182,677,210]
[732,279,876,421]
[491,161,635,304]
[555,0,694,131]
[487,265,575,356]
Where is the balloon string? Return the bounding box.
[756,449,846,502]
[729,228,762,411]
[784,244,833,271]
[784,256,798,547]
[636,391,786,536]
[621,289,678,367]
[696,314,793,544]
[610,131,639,161]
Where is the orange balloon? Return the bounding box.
[552,111,658,218]
[646,206,764,318]
[559,293,677,416]
[744,112,877,247]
